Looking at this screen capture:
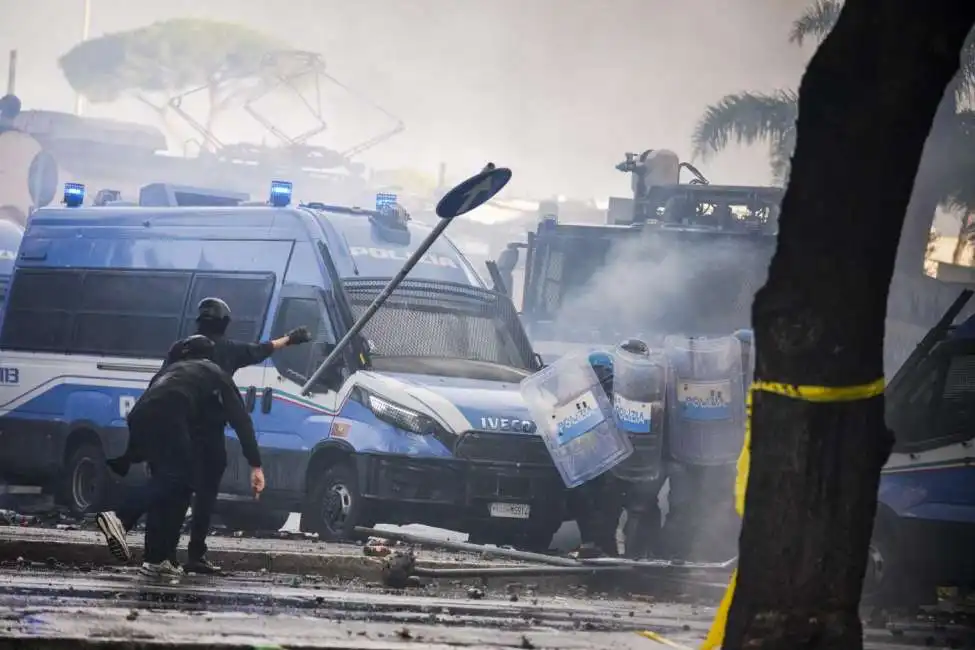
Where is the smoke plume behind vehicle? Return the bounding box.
[550,232,768,347]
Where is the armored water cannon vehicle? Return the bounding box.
[492,152,784,358]
[608,148,782,232]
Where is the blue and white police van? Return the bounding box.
[866,295,975,604]
[0,179,565,548]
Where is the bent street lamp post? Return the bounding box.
[301,163,513,395]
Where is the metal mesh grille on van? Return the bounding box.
[940,353,975,439]
[454,431,553,465]
[342,278,535,371]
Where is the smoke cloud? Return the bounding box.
[549,232,768,347]
[1,0,811,199]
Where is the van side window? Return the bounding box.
[938,353,975,443]
[0,268,276,360]
[1,268,84,352]
[73,270,192,357]
[180,273,276,342]
[272,298,329,380]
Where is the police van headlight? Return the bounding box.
[352,387,447,437]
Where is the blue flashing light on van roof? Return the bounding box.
[269,180,293,208]
[63,183,85,208]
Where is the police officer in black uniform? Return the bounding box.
[96,335,263,580]
[180,297,311,574]
[569,351,624,558]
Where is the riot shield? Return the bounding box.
[520,352,633,488]
[732,329,755,389]
[610,344,667,483]
[664,335,745,466]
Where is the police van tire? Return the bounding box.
[863,521,936,609]
[304,463,371,541]
[62,442,110,517]
[218,508,289,533]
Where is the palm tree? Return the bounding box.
[691,0,838,184]
[693,91,797,184]
[693,0,975,272]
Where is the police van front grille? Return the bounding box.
[454,431,553,466]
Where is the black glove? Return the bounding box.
[286,326,312,346]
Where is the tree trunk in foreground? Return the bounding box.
[724,3,975,650]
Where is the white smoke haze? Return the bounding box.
[1,0,811,199]
[551,233,768,346]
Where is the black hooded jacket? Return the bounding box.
[157,334,274,454]
[128,358,261,468]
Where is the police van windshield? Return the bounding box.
[343,278,536,380]
[322,216,482,286]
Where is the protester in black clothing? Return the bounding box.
[179,297,310,574]
[95,335,263,580]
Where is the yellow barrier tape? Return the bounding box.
[638,630,695,649]
[749,378,886,403]
[698,377,885,650]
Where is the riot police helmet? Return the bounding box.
[618,338,649,356]
[588,350,613,371]
[196,297,231,335]
[175,334,216,361]
[588,350,614,387]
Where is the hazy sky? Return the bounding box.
[1,0,813,198]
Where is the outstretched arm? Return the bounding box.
[225,327,313,371]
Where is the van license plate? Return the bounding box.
[489,502,530,519]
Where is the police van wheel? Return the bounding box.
[62,443,110,517]
[305,463,370,541]
[863,522,936,609]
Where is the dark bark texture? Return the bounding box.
[726,3,975,650]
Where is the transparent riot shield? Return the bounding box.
[520,352,633,488]
[664,335,745,466]
[732,329,755,390]
[610,345,667,483]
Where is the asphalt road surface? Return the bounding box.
[289,514,586,553]
[0,566,706,648]
[0,567,970,649]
